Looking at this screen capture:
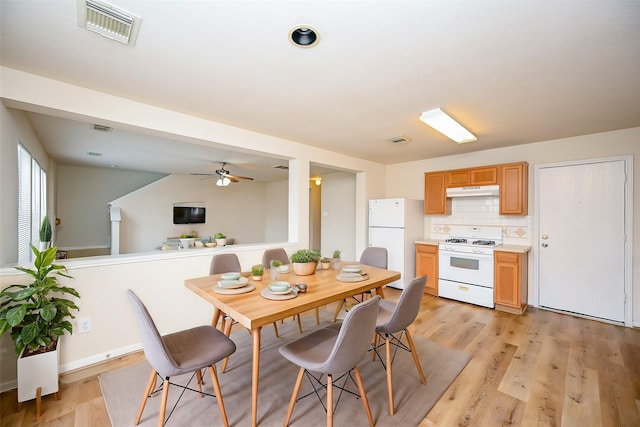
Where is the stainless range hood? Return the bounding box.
[446,184,499,197]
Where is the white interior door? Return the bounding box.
[538,159,626,322]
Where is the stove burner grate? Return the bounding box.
[472,240,496,246]
[445,238,468,243]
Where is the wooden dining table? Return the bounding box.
[184,262,401,427]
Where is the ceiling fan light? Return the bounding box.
[216,177,231,187]
[419,108,477,144]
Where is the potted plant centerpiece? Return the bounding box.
[320,257,331,270]
[251,264,265,281]
[332,250,341,269]
[0,245,80,408]
[290,249,321,276]
[39,216,52,251]
[214,232,227,247]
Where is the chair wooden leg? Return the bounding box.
[196,369,204,398]
[404,329,426,384]
[372,333,379,361]
[326,374,333,427]
[315,307,320,325]
[158,378,170,427]
[296,314,303,334]
[273,321,280,338]
[135,369,157,425]
[208,365,229,427]
[353,367,374,427]
[333,299,345,322]
[284,368,305,426]
[385,335,394,415]
[221,318,234,373]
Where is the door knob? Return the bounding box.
[541,243,548,248]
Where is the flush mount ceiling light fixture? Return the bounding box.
[216,177,231,187]
[289,25,319,48]
[77,0,142,45]
[419,108,477,144]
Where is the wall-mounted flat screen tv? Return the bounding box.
[173,207,206,224]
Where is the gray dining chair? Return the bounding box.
[280,296,381,427]
[333,246,388,321]
[262,248,319,333]
[127,290,236,427]
[371,275,427,415]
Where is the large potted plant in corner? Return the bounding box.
[39,216,52,251]
[0,245,80,410]
[290,249,321,276]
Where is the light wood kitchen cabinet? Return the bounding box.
[424,161,527,216]
[494,250,528,314]
[416,243,438,295]
[446,169,470,187]
[500,162,528,215]
[470,166,499,185]
[424,172,451,214]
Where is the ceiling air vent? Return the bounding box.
[77,0,142,45]
[386,135,412,145]
[273,165,289,170]
[93,124,112,132]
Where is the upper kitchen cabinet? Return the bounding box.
[446,166,499,187]
[424,162,528,216]
[424,172,451,214]
[500,162,528,215]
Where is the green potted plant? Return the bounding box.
[214,232,227,247]
[290,249,321,276]
[332,249,341,269]
[0,245,80,405]
[251,264,265,281]
[39,216,52,250]
[320,257,331,270]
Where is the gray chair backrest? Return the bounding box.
[209,253,242,275]
[261,248,290,267]
[379,276,426,334]
[321,296,380,375]
[360,247,388,269]
[127,289,177,378]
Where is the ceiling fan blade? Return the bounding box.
[228,176,239,183]
[229,174,254,181]
[190,173,216,176]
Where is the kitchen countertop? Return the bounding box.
[415,240,531,253]
[496,245,531,253]
[415,239,441,245]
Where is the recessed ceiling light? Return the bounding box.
[386,135,412,144]
[289,26,319,48]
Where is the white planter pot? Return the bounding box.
[39,241,50,251]
[215,238,227,246]
[17,342,60,403]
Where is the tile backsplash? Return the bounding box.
[428,196,532,245]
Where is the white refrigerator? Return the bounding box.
[368,198,424,289]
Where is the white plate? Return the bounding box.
[343,265,361,273]
[277,266,290,273]
[218,277,249,288]
[269,288,293,295]
[221,272,241,280]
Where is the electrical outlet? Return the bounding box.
[78,317,91,333]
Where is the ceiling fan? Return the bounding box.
[191,162,255,186]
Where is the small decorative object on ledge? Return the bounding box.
[214,232,227,247]
[39,216,52,251]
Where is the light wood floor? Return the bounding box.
[2,290,639,426]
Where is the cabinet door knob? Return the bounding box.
[541,243,548,248]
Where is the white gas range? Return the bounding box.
[438,225,502,308]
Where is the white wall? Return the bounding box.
[56,164,166,250]
[264,180,289,242]
[386,127,640,324]
[321,172,357,261]
[110,174,288,253]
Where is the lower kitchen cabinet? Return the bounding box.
[416,243,438,296]
[494,250,528,314]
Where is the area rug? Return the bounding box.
[100,313,470,426]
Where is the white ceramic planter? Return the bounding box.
[17,343,60,403]
[215,238,227,246]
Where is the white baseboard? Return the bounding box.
[0,342,142,394]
